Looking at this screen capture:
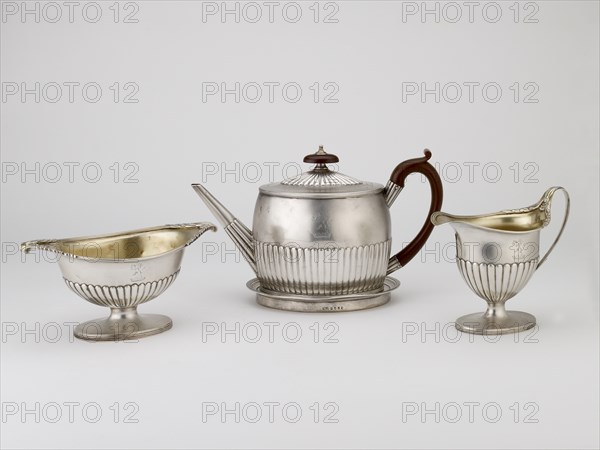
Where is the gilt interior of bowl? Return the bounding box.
[53,228,201,262]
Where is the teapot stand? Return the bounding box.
[246,277,400,312]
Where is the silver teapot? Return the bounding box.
[193,146,443,312]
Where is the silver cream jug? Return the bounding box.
[431,186,570,334]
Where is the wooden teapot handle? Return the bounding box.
[387,150,444,272]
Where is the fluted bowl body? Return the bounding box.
[22,223,216,308]
[59,250,184,308]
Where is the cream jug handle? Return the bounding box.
[537,186,570,269]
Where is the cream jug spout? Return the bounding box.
[430,211,462,226]
[191,183,257,275]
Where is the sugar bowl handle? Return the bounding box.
[385,150,444,273]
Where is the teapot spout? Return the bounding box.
[191,183,257,275]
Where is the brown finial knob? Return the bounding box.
[303,145,339,164]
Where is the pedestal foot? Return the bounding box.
[74,307,172,341]
[455,311,536,335]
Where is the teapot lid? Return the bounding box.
[259,146,383,199]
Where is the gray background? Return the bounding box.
[1,1,598,449]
